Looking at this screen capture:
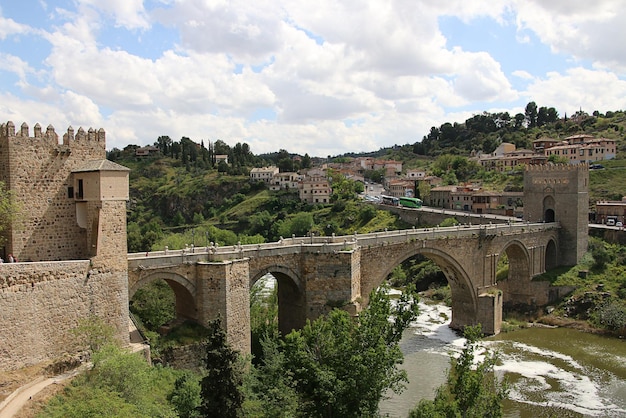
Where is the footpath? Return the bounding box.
[0,367,84,418]
[0,318,148,417]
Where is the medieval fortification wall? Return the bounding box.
[0,121,129,372]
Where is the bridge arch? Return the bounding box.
[250,265,306,337]
[545,238,558,270]
[373,246,478,332]
[497,239,531,284]
[129,271,197,321]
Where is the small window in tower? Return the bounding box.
[68,186,74,198]
[77,179,84,199]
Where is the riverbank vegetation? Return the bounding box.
[533,236,626,336]
[11,105,626,415]
[410,325,509,418]
[37,286,420,417]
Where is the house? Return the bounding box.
[427,185,458,208]
[544,135,617,164]
[215,154,229,164]
[269,172,301,191]
[299,174,332,204]
[406,169,427,180]
[135,145,159,157]
[596,198,626,224]
[250,166,279,184]
[477,144,547,172]
[388,179,415,198]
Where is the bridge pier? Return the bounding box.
[477,290,502,335]
[196,260,251,354]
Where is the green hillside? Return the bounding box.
[112,105,626,252]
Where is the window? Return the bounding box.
[68,186,74,198]
[77,179,84,199]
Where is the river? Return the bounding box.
[379,300,626,417]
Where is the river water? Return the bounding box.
[379,300,626,418]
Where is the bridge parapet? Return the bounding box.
[128,222,559,266]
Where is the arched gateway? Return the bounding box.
[127,164,588,354]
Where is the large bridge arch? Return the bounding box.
[129,271,197,321]
[250,265,306,336]
[369,245,478,332]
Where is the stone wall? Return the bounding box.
[383,205,514,227]
[524,164,589,265]
[0,261,128,371]
[161,342,206,373]
[0,121,106,262]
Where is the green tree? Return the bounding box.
[410,325,508,418]
[244,336,299,417]
[547,154,569,164]
[0,181,19,248]
[169,372,201,418]
[199,318,245,418]
[71,315,118,353]
[130,280,176,331]
[278,212,314,238]
[276,285,419,417]
[525,101,538,128]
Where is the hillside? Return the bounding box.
[111,106,626,252]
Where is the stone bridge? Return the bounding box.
[128,222,560,353]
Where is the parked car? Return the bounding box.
[617,221,623,228]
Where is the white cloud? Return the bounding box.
[525,67,626,116]
[2,0,626,157]
[0,15,31,39]
[77,0,150,30]
[451,49,518,103]
[513,0,626,71]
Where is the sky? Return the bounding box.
[1,1,626,157]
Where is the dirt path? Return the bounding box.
[0,367,84,418]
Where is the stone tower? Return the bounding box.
[0,121,130,371]
[523,163,589,266]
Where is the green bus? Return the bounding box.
[399,196,422,208]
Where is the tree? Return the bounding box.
[199,318,245,418]
[410,325,508,418]
[169,372,201,418]
[155,135,172,155]
[278,212,314,238]
[130,280,175,330]
[0,181,19,248]
[547,154,569,165]
[275,285,419,417]
[525,101,538,128]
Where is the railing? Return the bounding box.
[128,222,559,264]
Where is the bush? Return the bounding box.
[439,217,459,227]
[595,301,626,334]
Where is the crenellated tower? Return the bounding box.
[524,163,589,266]
[0,121,131,371]
[0,121,128,265]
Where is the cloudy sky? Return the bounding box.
[1,1,626,157]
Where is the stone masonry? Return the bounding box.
[0,121,129,372]
[128,163,587,350]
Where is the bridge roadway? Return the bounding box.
[128,221,549,263]
[127,222,559,353]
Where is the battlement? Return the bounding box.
[525,163,589,172]
[0,121,105,148]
